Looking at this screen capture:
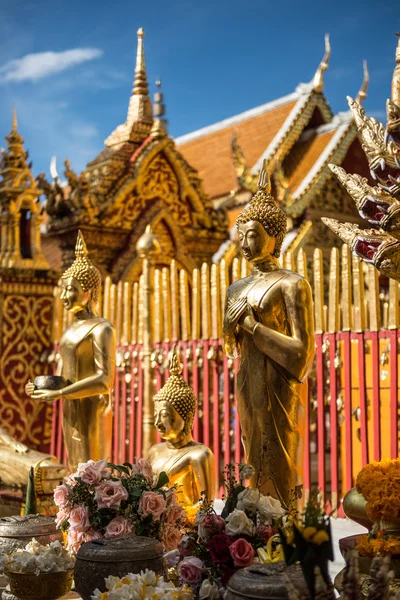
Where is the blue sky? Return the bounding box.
[0,0,398,178]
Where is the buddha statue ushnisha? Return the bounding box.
[222,160,315,507]
[147,349,215,509]
[26,231,116,472]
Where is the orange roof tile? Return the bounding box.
[178,100,297,200]
[285,130,336,192]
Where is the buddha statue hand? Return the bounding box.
[25,381,62,402]
[239,302,258,334]
[224,296,248,334]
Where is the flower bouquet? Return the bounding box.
[0,538,74,600]
[54,458,186,552]
[91,569,193,600]
[172,464,288,599]
[354,458,400,557]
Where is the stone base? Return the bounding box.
[335,568,400,599]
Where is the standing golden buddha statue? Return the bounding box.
[223,161,314,507]
[26,232,116,472]
[147,349,215,509]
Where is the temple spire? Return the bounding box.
[132,27,149,96]
[356,60,369,105]
[126,27,153,128]
[312,33,331,93]
[151,78,168,137]
[12,105,17,131]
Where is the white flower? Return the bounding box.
[239,464,255,481]
[199,578,220,599]
[225,509,255,537]
[257,495,285,522]
[236,488,260,513]
[139,569,158,586]
[25,538,42,555]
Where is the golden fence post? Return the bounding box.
[284,251,295,272]
[115,281,123,345]
[296,249,308,281]
[201,262,211,340]
[136,226,161,457]
[162,268,172,342]
[121,281,131,345]
[313,248,325,334]
[328,247,340,333]
[341,244,353,332]
[232,257,240,283]
[367,265,380,332]
[131,282,139,344]
[191,268,201,340]
[220,259,229,320]
[211,263,221,339]
[52,286,60,344]
[170,260,179,341]
[388,279,399,329]
[110,284,117,334]
[179,269,190,342]
[154,269,162,343]
[103,276,111,322]
[138,276,144,345]
[352,256,366,333]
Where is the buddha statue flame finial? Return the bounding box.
[154,347,197,434]
[61,230,101,303]
[236,159,287,257]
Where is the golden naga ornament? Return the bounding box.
[26,231,116,472]
[222,160,315,507]
[324,34,400,282]
[147,348,216,509]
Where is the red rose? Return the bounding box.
[256,524,277,543]
[208,533,234,564]
[229,538,255,568]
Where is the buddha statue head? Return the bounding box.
[61,231,101,314]
[236,159,287,263]
[154,349,197,441]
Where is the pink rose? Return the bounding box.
[161,523,183,552]
[55,508,70,529]
[164,501,185,525]
[179,556,204,584]
[94,480,129,510]
[132,458,154,482]
[229,538,255,568]
[66,529,85,553]
[69,505,90,532]
[76,459,110,485]
[83,529,103,543]
[198,513,226,541]
[138,491,166,522]
[53,484,69,508]
[104,516,134,539]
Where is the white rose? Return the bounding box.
[236,488,260,513]
[225,509,255,537]
[257,495,285,522]
[239,464,255,481]
[199,578,220,599]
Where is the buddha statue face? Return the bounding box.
[154,400,185,441]
[61,276,91,313]
[238,220,276,264]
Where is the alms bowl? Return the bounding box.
[5,568,74,600]
[33,376,68,391]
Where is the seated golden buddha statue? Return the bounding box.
[26,231,116,473]
[0,426,66,494]
[147,350,215,509]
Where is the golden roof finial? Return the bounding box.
[356,60,369,105]
[391,32,400,109]
[387,33,400,143]
[313,33,331,93]
[12,105,17,131]
[132,27,149,97]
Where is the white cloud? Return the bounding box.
[0,48,103,82]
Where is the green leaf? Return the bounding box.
[155,471,169,489]
[107,463,130,475]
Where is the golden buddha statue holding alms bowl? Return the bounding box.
[26,231,116,473]
[147,349,216,509]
